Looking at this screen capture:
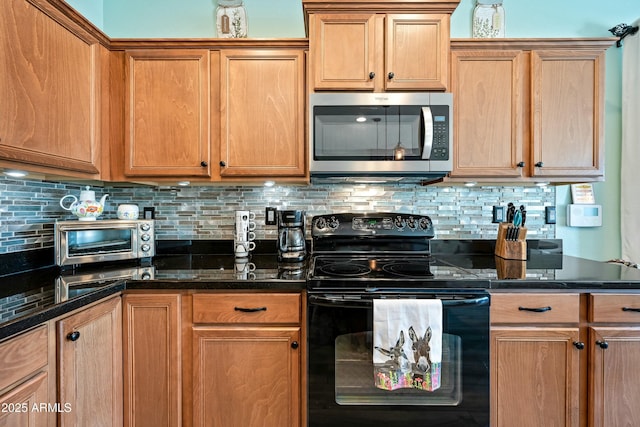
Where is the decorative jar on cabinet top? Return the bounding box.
[216,0,247,38]
[473,0,505,38]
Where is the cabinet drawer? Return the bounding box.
[589,293,640,322]
[193,293,301,324]
[491,293,580,324]
[0,325,48,391]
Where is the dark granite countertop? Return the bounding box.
[2,239,640,340]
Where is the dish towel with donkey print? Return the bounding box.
[373,299,442,391]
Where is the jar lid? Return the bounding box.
[218,0,243,6]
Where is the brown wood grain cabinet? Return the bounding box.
[124,49,212,178]
[218,49,306,179]
[0,0,103,177]
[588,294,640,427]
[308,12,450,92]
[57,297,123,427]
[450,39,611,182]
[123,293,182,427]
[0,325,51,427]
[490,293,582,427]
[189,292,303,427]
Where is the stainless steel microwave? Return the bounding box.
[309,92,453,181]
[55,219,155,267]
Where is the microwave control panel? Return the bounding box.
[427,105,450,161]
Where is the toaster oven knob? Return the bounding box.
[140,223,151,232]
[141,234,151,241]
[141,244,151,253]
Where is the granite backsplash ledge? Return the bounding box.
[0,175,555,254]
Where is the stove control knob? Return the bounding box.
[394,216,405,230]
[314,217,327,230]
[419,217,432,230]
[407,216,417,229]
[327,216,340,230]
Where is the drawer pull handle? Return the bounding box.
[234,306,267,313]
[573,341,585,350]
[518,306,552,313]
[66,331,81,342]
[596,340,609,349]
[622,307,640,312]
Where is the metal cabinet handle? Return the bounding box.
[622,307,640,312]
[573,341,585,350]
[200,161,208,167]
[66,331,81,341]
[234,306,267,313]
[596,340,609,349]
[291,341,299,349]
[388,72,395,80]
[219,161,226,167]
[369,72,375,80]
[535,162,544,167]
[518,306,552,313]
[517,161,525,168]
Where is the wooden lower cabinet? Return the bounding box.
[190,292,302,427]
[588,294,640,427]
[490,293,582,427]
[0,325,51,427]
[123,293,182,427]
[57,297,123,427]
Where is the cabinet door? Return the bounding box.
[450,50,525,178]
[491,327,581,427]
[57,297,122,427]
[530,50,604,178]
[588,326,640,427]
[385,14,449,91]
[219,49,305,177]
[0,372,49,427]
[124,49,211,177]
[123,294,181,427]
[0,0,100,175]
[309,13,377,90]
[192,327,301,427]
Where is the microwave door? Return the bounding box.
[421,106,434,160]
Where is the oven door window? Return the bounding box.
[67,228,133,257]
[313,105,424,160]
[335,331,461,406]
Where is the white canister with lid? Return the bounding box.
[117,204,139,220]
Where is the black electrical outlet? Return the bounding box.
[545,206,557,224]
[265,207,277,225]
[143,207,155,219]
[492,206,505,223]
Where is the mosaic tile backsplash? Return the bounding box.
[0,176,555,254]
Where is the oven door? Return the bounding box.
[307,292,489,427]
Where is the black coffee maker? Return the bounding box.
[277,210,306,262]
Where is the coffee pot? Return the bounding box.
[277,210,306,262]
[59,186,109,221]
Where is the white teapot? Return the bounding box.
[60,186,109,221]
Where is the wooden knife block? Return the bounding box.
[495,256,527,279]
[495,223,527,260]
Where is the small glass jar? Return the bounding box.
[472,0,505,38]
[216,0,248,38]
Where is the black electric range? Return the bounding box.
[307,213,489,292]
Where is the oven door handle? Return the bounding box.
[308,294,489,308]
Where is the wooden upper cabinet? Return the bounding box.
[530,49,604,178]
[218,49,305,177]
[450,49,525,178]
[0,0,101,176]
[124,49,211,177]
[450,39,611,181]
[309,13,449,91]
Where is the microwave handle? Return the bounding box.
[421,106,434,160]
